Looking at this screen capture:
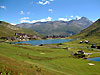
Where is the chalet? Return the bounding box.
[15,33,27,37]
[77,50,84,54]
[80,41,83,44]
[39,44,43,46]
[27,35,38,39]
[11,37,16,41]
[97,46,100,49]
[0,37,17,41]
[44,35,65,39]
[58,43,63,45]
[27,35,34,38]
[91,44,97,48]
[74,50,85,58]
[85,40,89,44]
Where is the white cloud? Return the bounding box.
[70,16,74,18]
[48,9,53,12]
[58,18,68,21]
[68,18,72,21]
[20,11,30,15]
[50,0,54,1]
[44,1,50,5]
[92,21,95,22]
[20,20,31,23]
[38,1,50,5]
[20,17,30,23]
[47,17,52,21]
[38,0,54,5]
[0,6,6,9]
[21,17,30,20]
[39,1,43,4]
[10,23,16,25]
[76,16,81,20]
[20,11,24,15]
[20,17,52,23]
[58,17,73,21]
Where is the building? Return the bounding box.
[77,50,84,54]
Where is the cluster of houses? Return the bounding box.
[71,50,85,58]
[91,44,100,49]
[0,33,67,41]
[80,40,89,44]
[80,40,100,49]
[42,35,66,39]
[0,33,41,41]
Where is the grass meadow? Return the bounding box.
[0,38,100,75]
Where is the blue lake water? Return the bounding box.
[10,39,73,45]
[87,57,100,61]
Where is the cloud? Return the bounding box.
[20,17,30,23]
[20,17,52,23]
[0,6,6,9]
[48,9,53,12]
[58,18,68,21]
[38,1,50,5]
[21,17,30,20]
[20,11,24,15]
[10,23,16,25]
[70,16,74,18]
[92,21,95,22]
[47,17,52,21]
[58,17,72,21]
[20,11,30,15]
[50,0,54,1]
[68,18,72,21]
[76,16,81,20]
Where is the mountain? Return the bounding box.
[72,18,100,38]
[0,21,39,37]
[16,17,93,36]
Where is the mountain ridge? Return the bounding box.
[71,18,100,38]
[16,17,93,36]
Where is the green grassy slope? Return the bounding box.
[0,21,39,37]
[71,19,100,38]
[0,41,100,75]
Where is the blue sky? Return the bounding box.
[0,0,100,25]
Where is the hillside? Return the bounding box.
[16,17,93,36]
[72,18,100,38]
[0,21,39,37]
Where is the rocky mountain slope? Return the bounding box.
[72,18,100,38]
[0,21,39,37]
[16,17,93,36]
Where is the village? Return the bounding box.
[0,33,41,41]
[0,33,66,42]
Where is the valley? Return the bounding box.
[0,18,100,75]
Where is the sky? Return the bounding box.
[0,0,100,25]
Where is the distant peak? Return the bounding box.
[80,17,88,20]
[78,17,91,22]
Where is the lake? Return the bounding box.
[9,39,72,45]
[87,57,100,62]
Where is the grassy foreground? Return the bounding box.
[0,39,100,75]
